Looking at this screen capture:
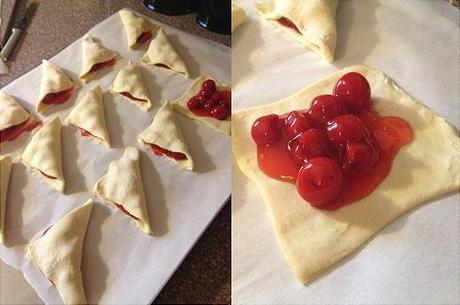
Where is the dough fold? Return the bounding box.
[0,155,12,244]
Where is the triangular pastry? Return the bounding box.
[79,34,118,83]
[109,62,152,111]
[172,76,231,135]
[94,147,152,234]
[0,90,40,147]
[19,116,65,192]
[232,65,460,283]
[139,101,194,171]
[255,0,338,62]
[232,4,247,33]
[119,9,157,48]
[140,28,189,77]
[0,155,12,244]
[25,200,93,305]
[65,85,111,147]
[36,60,75,113]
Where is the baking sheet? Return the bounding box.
[232,0,459,304]
[0,8,230,305]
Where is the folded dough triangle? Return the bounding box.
[140,28,189,77]
[233,65,460,283]
[119,9,157,48]
[79,34,118,83]
[232,4,247,33]
[25,200,93,305]
[19,116,65,192]
[139,101,194,171]
[110,62,152,111]
[36,60,75,113]
[0,155,12,244]
[255,0,338,62]
[172,76,231,135]
[65,85,111,147]
[94,147,152,234]
[0,90,30,131]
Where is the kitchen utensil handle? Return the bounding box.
[1,28,22,61]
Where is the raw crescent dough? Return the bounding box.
[0,90,30,131]
[25,199,93,305]
[110,62,152,111]
[232,4,247,33]
[65,85,111,147]
[19,116,65,192]
[79,34,118,83]
[255,0,338,62]
[138,101,194,171]
[232,65,460,283]
[94,147,152,235]
[172,76,231,135]
[140,28,189,78]
[0,155,12,244]
[119,9,157,48]
[36,60,75,113]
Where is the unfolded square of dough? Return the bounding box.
[119,8,158,48]
[232,65,460,283]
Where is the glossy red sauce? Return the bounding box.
[277,17,301,34]
[150,144,187,160]
[121,92,147,102]
[42,87,74,105]
[0,119,42,144]
[115,203,140,220]
[89,58,116,73]
[136,31,153,45]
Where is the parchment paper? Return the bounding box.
[232,0,459,304]
[0,8,230,305]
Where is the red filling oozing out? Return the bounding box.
[39,170,57,180]
[277,17,301,34]
[0,119,42,144]
[186,79,231,121]
[154,63,171,69]
[78,128,92,137]
[115,203,140,220]
[150,143,187,160]
[42,87,74,105]
[89,58,116,73]
[251,72,413,210]
[121,92,147,102]
[136,31,153,45]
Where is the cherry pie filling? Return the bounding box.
[187,79,231,121]
[154,63,171,70]
[89,58,116,73]
[277,17,301,34]
[149,143,187,161]
[136,31,153,45]
[42,86,74,105]
[115,203,140,220]
[120,91,148,103]
[0,118,42,144]
[251,72,413,210]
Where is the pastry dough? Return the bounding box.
[65,85,111,147]
[79,34,118,83]
[25,199,93,305]
[119,9,157,48]
[0,90,30,131]
[172,76,231,135]
[19,116,65,192]
[94,147,152,234]
[0,155,12,244]
[255,0,338,62]
[138,101,194,171]
[232,4,247,33]
[110,62,152,111]
[232,65,460,283]
[140,28,189,77]
[36,60,75,113]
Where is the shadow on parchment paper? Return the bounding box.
[61,125,87,194]
[334,0,380,63]
[103,91,125,148]
[168,33,200,79]
[82,202,110,304]
[139,150,168,237]
[139,66,162,109]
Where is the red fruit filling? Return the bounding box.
[251,72,413,210]
[42,87,74,105]
[89,58,116,73]
[277,17,301,34]
[39,170,57,180]
[136,31,153,45]
[78,128,93,137]
[115,203,140,220]
[154,63,171,69]
[150,143,187,161]
[120,92,148,102]
[187,79,231,121]
[0,119,42,144]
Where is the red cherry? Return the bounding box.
[187,96,200,110]
[283,111,315,138]
[287,129,327,164]
[200,89,212,99]
[296,157,344,207]
[204,102,214,111]
[326,114,364,145]
[251,114,282,146]
[334,72,371,113]
[344,142,372,171]
[308,95,345,124]
[211,92,222,102]
[202,79,217,93]
[210,105,229,120]
[221,90,231,102]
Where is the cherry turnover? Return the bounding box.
[251,72,413,210]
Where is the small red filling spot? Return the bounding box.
[277,17,301,34]
[39,170,57,180]
[187,79,231,121]
[154,63,171,69]
[150,144,187,160]
[42,87,74,105]
[78,128,92,137]
[0,119,42,144]
[120,92,148,102]
[136,31,153,45]
[115,203,140,220]
[89,58,116,73]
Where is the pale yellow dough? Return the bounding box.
[65,85,111,147]
[232,65,460,283]
[79,34,118,84]
[0,90,30,131]
[119,9,158,49]
[19,116,65,192]
[94,147,152,235]
[0,155,12,244]
[232,4,247,33]
[25,200,93,305]
[172,76,231,135]
[255,0,338,62]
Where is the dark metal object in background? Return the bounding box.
[142,0,200,16]
[196,0,231,35]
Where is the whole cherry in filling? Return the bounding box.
[251,72,413,210]
[187,79,231,121]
